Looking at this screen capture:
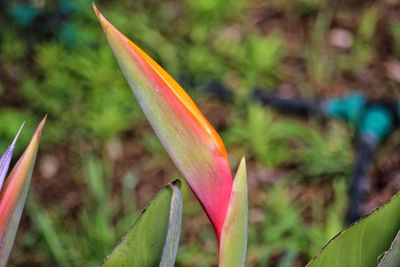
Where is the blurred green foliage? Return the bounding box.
[224,105,352,177]
[17,156,138,266]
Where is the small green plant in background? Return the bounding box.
[224,105,352,177]
[24,155,139,266]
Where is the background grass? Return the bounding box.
[0,0,399,266]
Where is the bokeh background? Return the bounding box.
[1,0,400,266]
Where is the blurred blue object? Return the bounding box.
[321,91,366,126]
[361,106,394,144]
[58,1,75,15]
[252,88,399,223]
[59,23,79,48]
[7,3,40,26]
[321,92,397,144]
[6,1,78,48]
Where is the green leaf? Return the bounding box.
[218,158,248,267]
[307,192,400,267]
[100,180,182,267]
[26,193,69,267]
[378,230,400,267]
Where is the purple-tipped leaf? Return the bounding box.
[0,118,46,267]
[0,123,24,191]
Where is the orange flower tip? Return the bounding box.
[34,116,47,140]
[92,3,100,19]
[92,3,109,33]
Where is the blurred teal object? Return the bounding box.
[6,1,79,48]
[59,23,79,48]
[253,88,399,223]
[59,1,75,15]
[322,92,397,143]
[361,106,394,143]
[324,91,365,126]
[8,3,39,26]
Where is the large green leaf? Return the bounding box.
[378,230,400,267]
[100,180,182,267]
[307,192,400,267]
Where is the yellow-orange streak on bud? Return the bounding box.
[93,3,228,160]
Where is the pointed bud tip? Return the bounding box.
[235,157,246,179]
[34,115,47,140]
[10,122,25,148]
[170,179,181,189]
[92,3,109,33]
[92,2,100,19]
